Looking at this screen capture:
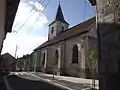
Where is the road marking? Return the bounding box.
[3,76,12,90]
[29,73,74,90]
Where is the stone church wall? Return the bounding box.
[56,21,69,33]
[36,30,97,78]
[39,43,63,74]
[65,35,86,77]
[34,24,97,78]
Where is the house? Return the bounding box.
[1,53,16,71]
[17,54,30,71]
[31,4,97,78]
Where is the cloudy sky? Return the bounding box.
[2,0,95,57]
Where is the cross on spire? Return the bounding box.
[54,3,69,25]
[59,0,60,4]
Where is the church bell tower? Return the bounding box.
[48,3,69,40]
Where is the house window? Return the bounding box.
[42,53,45,65]
[72,45,78,63]
[51,27,54,34]
[54,49,59,65]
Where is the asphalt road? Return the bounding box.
[0,82,6,90]
[7,75,67,90]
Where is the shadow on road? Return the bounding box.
[7,75,67,90]
[0,82,6,90]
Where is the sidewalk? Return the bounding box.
[30,72,99,90]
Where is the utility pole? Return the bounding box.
[15,45,19,71]
[15,45,18,59]
[15,56,18,71]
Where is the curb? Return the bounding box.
[30,72,99,90]
[29,73,74,90]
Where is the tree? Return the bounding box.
[89,51,98,90]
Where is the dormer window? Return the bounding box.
[51,27,54,34]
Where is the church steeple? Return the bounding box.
[54,4,69,25]
[48,3,69,40]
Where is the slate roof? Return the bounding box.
[34,17,95,51]
[49,4,69,26]
[5,0,20,33]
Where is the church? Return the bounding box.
[31,4,97,78]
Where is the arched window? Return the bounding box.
[72,45,78,63]
[54,49,59,65]
[42,53,45,65]
[62,26,64,31]
[51,27,54,34]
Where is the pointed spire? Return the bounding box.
[55,3,69,24]
[59,0,60,4]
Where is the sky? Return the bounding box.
[2,0,95,57]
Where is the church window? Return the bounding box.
[81,45,84,48]
[54,49,59,65]
[72,45,78,63]
[62,26,64,31]
[51,27,54,34]
[42,53,45,65]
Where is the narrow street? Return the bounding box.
[6,73,67,90]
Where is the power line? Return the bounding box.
[14,0,46,33]
[44,0,51,9]
[39,0,43,3]
[14,0,42,29]
[41,0,46,4]
[17,0,51,55]
[26,0,51,34]
[83,0,87,20]
[15,14,33,33]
